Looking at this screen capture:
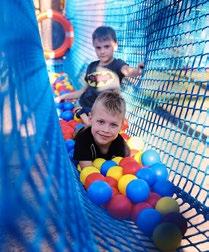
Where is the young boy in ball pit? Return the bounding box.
[73,90,130,169]
[56,26,144,125]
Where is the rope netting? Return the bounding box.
[0,0,208,251]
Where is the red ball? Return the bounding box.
[84,173,105,189]
[68,120,78,128]
[120,133,130,141]
[106,194,133,220]
[131,202,152,221]
[121,119,129,131]
[146,192,161,207]
[119,157,136,167]
[105,176,118,188]
[122,161,141,175]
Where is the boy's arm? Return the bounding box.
[55,85,87,103]
[121,62,144,78]
[79,161,93,170]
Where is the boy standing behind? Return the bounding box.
[56,26,144,124]
[73,91,130,169]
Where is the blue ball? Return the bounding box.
[100,160,117,176]
[136,168,156,186]
[152,180,175,197]
[126,179,150,203]
[136,208,163,236]
[61,110,73,121]
[151,162,168,181]
[65,139,75,152]
[141,149,161,166]
[62,101,74,111]
[87,181,113,205]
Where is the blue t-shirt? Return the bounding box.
[79,58,127,109]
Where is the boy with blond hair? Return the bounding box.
[74,90,130,169]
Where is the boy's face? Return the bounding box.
[90,101,124,147]
[93,38,117,65]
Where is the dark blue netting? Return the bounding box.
[1,0,209,251]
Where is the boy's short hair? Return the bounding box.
[92,90,126,117]
[92,26,117,43]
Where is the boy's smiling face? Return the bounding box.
[90,101,123,147]
[93,38,117,65]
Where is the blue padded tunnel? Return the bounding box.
[0,0,209,251]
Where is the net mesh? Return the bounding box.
[0,0,208,251]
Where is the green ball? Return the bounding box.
[155,197,179,215]
[153,222,182,251]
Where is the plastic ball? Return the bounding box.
[152,223,182,251]
[100,160,117,175]
[122,161,141,175]
[121,118,129,131]
[105,176,118,188]
[118,174,137,195]
[136,208,162,236]
[87,181,112,205]
[133,151,143,165]
[141,149,161,166]
[150,162,168,181]
[136,167,156,186]
[131,202,152,221]
[65,139,75,152]
[126,179,150,203]
[61,110,74,121]
[62,101,74,111]
[119,156,136,167]
[112,156,123,164]
[84,173,106,189]
[146,192,161,207]
[106,166,123,181]
[155,197,179,215]
[152,180,175,197]
[74,123,85,133]
[127,136,144,151]
[106,194,132,220]
[92,158,106,170]
[80,166,100,184]
[163,212,188,236]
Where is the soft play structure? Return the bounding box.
[0,0,208,251]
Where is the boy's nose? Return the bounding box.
[102,123,110,132]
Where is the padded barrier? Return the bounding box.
[0,0,208,251]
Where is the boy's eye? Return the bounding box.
[104,45,110,49]
[97,119,104,124]
[111,123,118,128]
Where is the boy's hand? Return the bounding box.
[137,62,144,76]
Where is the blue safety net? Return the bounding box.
[1,0,209,252]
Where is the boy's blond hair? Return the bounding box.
[91,90,126,118]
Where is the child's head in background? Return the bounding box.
[90,90,126,146]
[92,26,118,65]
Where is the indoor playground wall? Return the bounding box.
[0,0,208,252]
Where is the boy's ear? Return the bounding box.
[88,112,92,121]
[113,42,118,51]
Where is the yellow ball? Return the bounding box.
[80,166,100,184]
[112,156,123,164]
[74,114,82,122]
[127,136,144,151]
[93,158,106,170]
[134,150,143,165]
[77,164,81,172]
[118,174,137,195]
[106,166,123,181]
[153,223,182,251]
[155,197,179,215]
